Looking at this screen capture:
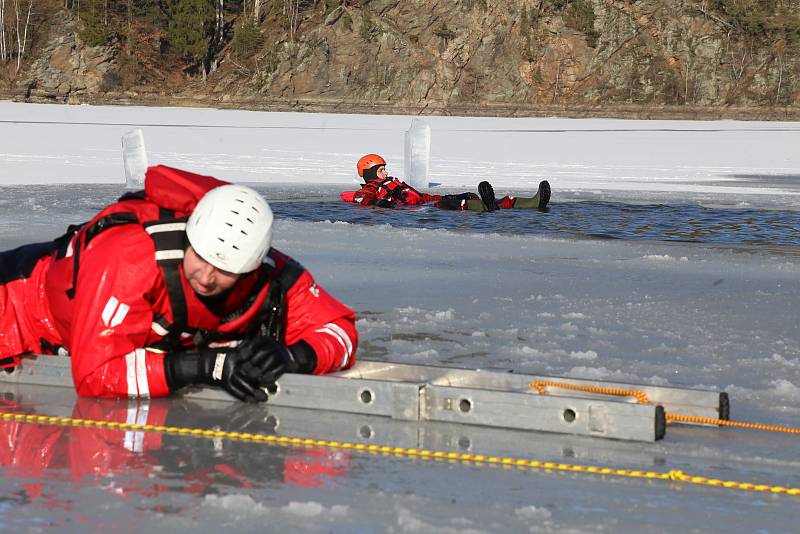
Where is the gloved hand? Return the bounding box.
[164,338,317,402]
[249,339,318,391]
[165,338,279,402]
[373,198,395,208]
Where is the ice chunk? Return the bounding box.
[403,118,430,190]
[122,128,148,189]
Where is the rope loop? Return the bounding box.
[530,380,649,404]
[529,381,800,435]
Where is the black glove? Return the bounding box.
[1,356,17,373]
[373,198,396,208]
[164,338,317,402]
[252,339,317,390]
[165,337,283,402]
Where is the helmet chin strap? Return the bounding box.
[362,165,382,182]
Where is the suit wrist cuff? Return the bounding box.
[288,341,317,374]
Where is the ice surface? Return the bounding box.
[0,102,798,531]
[2,102,799,207]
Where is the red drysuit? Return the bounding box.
[0,166,357,398]
[340,177,441,207]
[340,176,508,210]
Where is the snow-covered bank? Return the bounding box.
[2,102,800,208]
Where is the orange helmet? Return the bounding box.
[357,154,386,177]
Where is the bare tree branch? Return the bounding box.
[1,0,7,62]
[12,0,33,72]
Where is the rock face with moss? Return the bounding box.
[19,17,120,102]
[11,1,800,116]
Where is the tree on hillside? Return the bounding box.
[164,0,213,69]
[76,0,111,46]
[0,0,35,73]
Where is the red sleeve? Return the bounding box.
[340,184,378,206]
[69,226,171,399]
[282,271,358,375]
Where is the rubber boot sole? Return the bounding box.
[537,180,551,210]
[478,181,498,212]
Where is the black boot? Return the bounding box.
[537,180,551,210]
[478,181,498,211]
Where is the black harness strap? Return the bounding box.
[55,223,84,259]
[143,212,189,348]
[257,257,305,344]
[84,212,140,245]
[117,190,146,202]
[65,212,140,299]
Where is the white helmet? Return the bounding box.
[186,184,273,274]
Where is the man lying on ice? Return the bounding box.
[340,153,551,212]
[0,165,357,402]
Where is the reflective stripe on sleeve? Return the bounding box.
[315,323,353,370]
[125,349,151,398]
[101,296,130,328]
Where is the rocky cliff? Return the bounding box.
[8,1,800,119]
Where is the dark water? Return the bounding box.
[1,184,798,250]
[271,200,800,248]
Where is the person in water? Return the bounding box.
[340,153,550,212]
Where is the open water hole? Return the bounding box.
[1,184,798,251]
[270,198,800,249]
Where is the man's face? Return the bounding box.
[183,246,241,297]
[376,165,388,180]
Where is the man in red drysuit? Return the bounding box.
[340,153,551,212]
[0,165,357,402]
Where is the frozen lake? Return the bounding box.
[0,102,798,531]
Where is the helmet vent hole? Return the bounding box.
[217,237,225,243]
[246,218,253,224]
[232,245,240,250]
[231,210,239,215]
[225,222,233,227]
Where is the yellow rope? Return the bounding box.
[530,380,650,404]
[665,413,800,434]
[1,411,798,497]
[529,381,800,435]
